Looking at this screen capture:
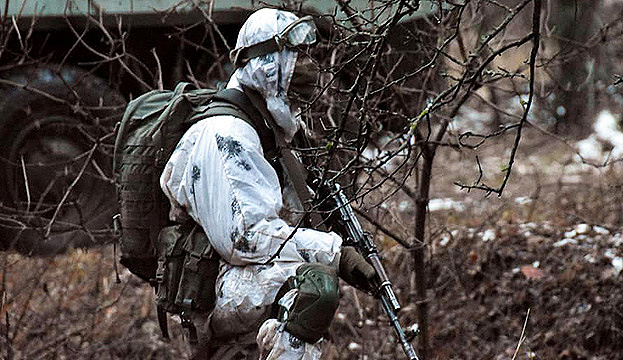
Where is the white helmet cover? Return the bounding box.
[231,8,305,141]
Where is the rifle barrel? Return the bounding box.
[381,296,420,360]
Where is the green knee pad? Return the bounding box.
[274,263,339,344]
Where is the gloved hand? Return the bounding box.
[338,246,376,293]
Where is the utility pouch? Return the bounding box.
[175,225,220,312]
[154,223,220,314]
[155,224,189,313]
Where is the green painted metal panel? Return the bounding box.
[3,0,437,23]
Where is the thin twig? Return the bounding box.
[44,142,99,238]
[511,308,531,360]
[0,78,89,117]
[151,48,163,90]
[355,207,413,248]
[451,0,541,196]
[1,251,12,360]
[20,155,31,213]
[25,326,89,359]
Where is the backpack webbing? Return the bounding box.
[114,85,276,282]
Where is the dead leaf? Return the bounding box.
[521,265,545,279]
[468,250,479,264]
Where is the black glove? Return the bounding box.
[338,246,376,293]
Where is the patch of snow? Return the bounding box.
[574,111,623,162]
[575,223,591,234]
[584,254,597,263]
[609,233,623,247]
[542,222,555,232]
[439,235,450,247]
[554,238,577,247]
[604,249,617,260]
[594,111,623,154]
[520,222,537,231]
[515,196,533,205]
[576,303,592,314]
[564,230,577,238]
[348,343,362,351]
[406,323,420,336]
[612,257,623,276]
[575,135,603,161]
[594,226,610,235]
[428,198,465,212]
[361,135,411,172]
[482,229,496,242]
[532,261,540,268]
[362,146,378,160]
[450,107,492,132]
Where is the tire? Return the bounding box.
[0,65,126,255]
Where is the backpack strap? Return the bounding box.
[211,88,262,124]
[241,86,325,229]
[188,88,278,159]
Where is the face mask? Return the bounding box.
[288,54,320,105]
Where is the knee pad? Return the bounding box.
[273,263,339,344]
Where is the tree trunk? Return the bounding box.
[412,145,434,359]
[552,0,598,133]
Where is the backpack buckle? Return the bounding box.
[112,214,122,238]
[154,147,165,167]
[185,253,201,272]
[180,312,198,345]
[155,259,166,284]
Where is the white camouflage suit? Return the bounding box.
[159,8,342,360]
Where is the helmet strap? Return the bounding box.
[230,37,281,68]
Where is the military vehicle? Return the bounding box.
[0,0,437,254]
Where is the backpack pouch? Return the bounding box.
[155,224,189,313]
[175,225,220,312]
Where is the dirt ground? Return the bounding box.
[1,128,622,359]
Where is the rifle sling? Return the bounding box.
[157,305,169,339]
[241,86,324,228]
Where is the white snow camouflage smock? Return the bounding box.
[159,8,342,360]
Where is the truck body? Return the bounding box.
[0,0,437,254]
[6,0,437,28]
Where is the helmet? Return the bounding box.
[228,9,318,141]
[230,15,317,68]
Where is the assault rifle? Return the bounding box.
[323,182,420,360]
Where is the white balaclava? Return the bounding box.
[229,8,301,142]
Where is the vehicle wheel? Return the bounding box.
[0,65,126,255]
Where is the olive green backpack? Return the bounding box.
[112,82,273,337]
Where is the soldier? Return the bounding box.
[159,8,375,359]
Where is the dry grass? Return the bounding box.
[4,129,620,359]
